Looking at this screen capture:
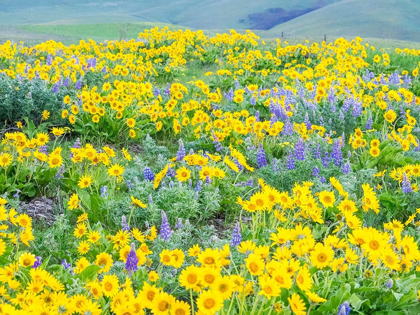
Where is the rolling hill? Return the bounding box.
[0,0,419,43]
[265,0,420,42]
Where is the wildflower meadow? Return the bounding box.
[1,28,420,314]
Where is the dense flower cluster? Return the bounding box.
[0,28,420,314]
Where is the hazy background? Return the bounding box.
[1,0,420,45]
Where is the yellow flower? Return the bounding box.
[370,147,380,157]
[175,166,191,182]
[131,196,146,208]
[95,252,113,274]
[384,110,397,123]
[68,193,79,210]
[78,175,92,188]
[108,164,124,177]
[310,243,335,269]
[0,153,13,168]
[148,271,159,282]
[245,253,265,276]
[288,293,306,315]
[87,230,101,244]
[179,265,200,290]
[48,153,63,169]
[258,276,281,298]
[77,241,90,255]
[197,290,224,315]
[318,191,335,208]
[151,291,175,315]
[101,274,119,297]
[74,257,90,274]
[19,252,36,267]
[42,110,50,121]
[74,223,87,238]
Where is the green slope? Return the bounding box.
[0,0,339,30]
[266,0,420,42]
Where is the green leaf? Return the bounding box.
[349,293,370,311]
[78,189,91,210]
[79,265,101,282]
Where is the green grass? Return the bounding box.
[0,0,336,30]
[1,0,420,44]
[16,22,187,44]
[265,0,420,42]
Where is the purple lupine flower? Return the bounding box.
[39,145,48,155]
[250,96,256,106]
[322,151,330,168]
[389,71,400,85]
[402,173,412,193]
[257,144,268,168]
[304,112,312,130]
[188,179,192,188]
[52,82,60,93]
[342,162,351,174]
[245,178,254,187]
[205,176,212,185]
[365,114,373,130]
[143,167,155,181]
[338,301,351,315]
[255,111,260,122]
[385,279,393,289]
[234,159,244,172]
[319,115,324,126]
[320,176,326,183]
[212,133,223,152]
[63,77,70,87]
[153,87,161,97]
[328,88,336,105]
[294,139,305,161]
[160,210,172,241]
[125,243,138,275]
[13,190,20,199]
[126,180,133,189]
[224,88,234,101]
[286,151,295,170]
[122,216,130,232]
[272,158,279,172]
[298,88,305,99]
[175,218,183,229]
[100,185,108,198]
[177,139,186,161]
[75,79,82,90]
[163,83,171,97]
[55,165,65,179]
[282,119,293,136]
[148,194,153,204]
[399,107,406,118]
[101,66,107,73]
[195,180,202,192]
[33,256,42,269]
[231,222,242,247]
[46,54,52,66]
[312,166,320,177]
[313,142,322,159]
[166,166,175,178]
[331,139,343,167]
[234,80,240,88]
[62,259,71,270]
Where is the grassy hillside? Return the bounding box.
[1,0,419,43]
[266,0,420,42]
[0,0,338,30]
